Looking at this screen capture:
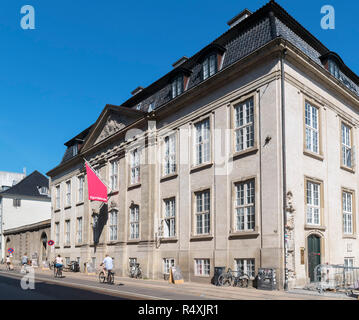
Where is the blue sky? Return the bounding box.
[0,0,358,176]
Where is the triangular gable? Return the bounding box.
[81,104,145,152]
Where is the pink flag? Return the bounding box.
[85,163,108,202]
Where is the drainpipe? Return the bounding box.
[281,48,288,291]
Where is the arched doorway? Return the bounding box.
[41,232,48,262]
[307,234,321,282]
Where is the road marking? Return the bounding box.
[0,270,168,300]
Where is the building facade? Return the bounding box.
[0,170,26,259]
[0,171,51,263]
[47,1,359,289]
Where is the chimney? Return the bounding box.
[172,56,189,68]
[131,86,144,96]
[227,9,252,28]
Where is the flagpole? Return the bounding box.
[83,157,112,193]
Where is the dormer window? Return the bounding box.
[171,74,184,99]
[72,144,78,157]
[202,54,217,80]
[328,59,340,79]
[148,102,154,112]
[136,103,142,111]
[38,186,49,195]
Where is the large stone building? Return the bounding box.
[0,171,51,265]
[46,1,359,289]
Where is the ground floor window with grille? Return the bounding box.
[163,258,175,274]
[163,198,176,238]
[109,210,118,241]
[343,191,353,235]
[65,257,70,266]
[306,180,321,225]
[235,259,255,279]
[195,259,210,276]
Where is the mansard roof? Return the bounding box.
[0,170,50,200]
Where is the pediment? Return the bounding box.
[81,105,145,152]
[95,112,129,145]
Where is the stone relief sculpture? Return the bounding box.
[285,190,296,286]
[95,113,128,145]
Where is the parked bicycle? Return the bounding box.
[218,268,249,288]
[99,269,115,284]
[129,262,142,279]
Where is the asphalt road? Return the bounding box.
[0,272,126,300]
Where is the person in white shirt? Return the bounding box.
[6,256,11,270]
[55,255,63,270]
[100,254,113,278]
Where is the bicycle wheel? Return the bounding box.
[239,276,249,288]
[99,272,106,283]
[218,274,233,287]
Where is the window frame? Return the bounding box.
[194,259,210,277]
[55,185,61,210]
[109,159,119,191]
[192,117,211,167]
[202,53,218,80]
[65,180,71,207]
[65,220,71,246]
[233,179,256,232]
[162,133,177,177]
[109,210,118,241]
[340,120,354,171]
[77,175,84,203]
[193,189,211,236]
[304,177,324,229]
[342,188,356,237]
[163,197,176,238]
[235,258,256,279]
[129,205,140,240]
[55,222,60,245]
[171,74,184,99]
[163,258,175,275]
[76,217,83,244]
[130,149,140,185]
[303,98,323,160]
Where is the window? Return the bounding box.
[344,258,354,269]
[110,160,118,190]
[91,257,96,268]
[163,198,176,238]
[66,181,71,207]
[306,181,321,226]
[305,102,319,154]
[341,123,352,168]
[148,102,155,112]
[65,220,70,245]
[171,74,184,99]
[65,257,70,266]
[235,259,255,279]
[13,199,21,207]
[130,206,139,240]
[72,144,78,157]
[202,54,217,80]
[130,149,140,185]
[163,258,175,274]
[77,217,83,243]
[55,222,60,244]
[234,180,255,231]
[109,210,118,241]
[234,97,254,153]
[55,185,60,209]
[195,191,210,235]
[163,135,176,176]
[39,186,49,195]
[194,118,210,165]
[328,60,340,79]
[78,176,84,203]
[195,259,210,276]
[343,191,353,235]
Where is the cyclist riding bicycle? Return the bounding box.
[5,255,11,270]
[100,254,113,279]
[54,255,63,273]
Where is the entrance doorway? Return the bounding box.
[307,234,321,282]
[41,232,48,262]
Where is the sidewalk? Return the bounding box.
[5,266,353,300]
